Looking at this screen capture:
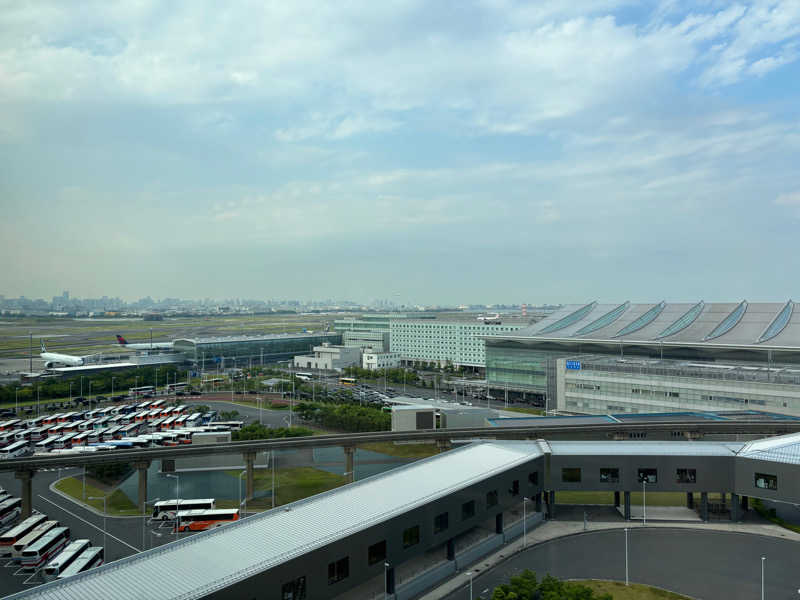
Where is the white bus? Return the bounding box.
[20,526,70,571]
[11,520,59,561]
[151,498,216,521]
[57,546,103,579]
[42,538,91,581]
[129,386,155,398]
[34,436,61,454]
[295,372,313,381]
[166,382,188,394]
[0,514,47,556]
[0,497,22,527]
[0,441,31,459]
[54,433,78,449]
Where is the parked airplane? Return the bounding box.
[40,341,85,368]
[477,313,502,324]
[115,335,173,351]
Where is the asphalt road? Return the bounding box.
[442,528,800,600]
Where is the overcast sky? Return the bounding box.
[1,1,799,305]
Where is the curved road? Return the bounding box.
[443,528,800,600]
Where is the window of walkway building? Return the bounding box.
[281,576,307,600]
[638,468,657,483]
[600,467,619,483]
[368,540,386,565]
[327,557,349,585]
[562,467,582,483]
[461,500,476,520]
[434,512,449,534]
[676,468,697,483]
[510,479,520,495]
[403,525,420,548]
[486,490,498,508]
[755,472,778,490]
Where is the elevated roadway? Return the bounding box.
[5,418,800,518]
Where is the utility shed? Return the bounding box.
[391,404,435,431]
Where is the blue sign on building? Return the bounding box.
[566,360,581,370]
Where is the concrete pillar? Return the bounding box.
[436,439,452,453]
[243,452,256,501]
[700,492,709,522]
[614,491,620,507]
[624,491,631,520]
[548,490,556,520]
[686,492,694,509]
[731,493,739,521]
[15,470,34,519]
[343,445,355,483]
[741,495,749,511]
[447,539,455,561]
[534,492,542,513]
[495,512,503,534]
[134,460,151,513]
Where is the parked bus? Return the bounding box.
[121,423,140,437]
[201,411,218,424]
[213,421,244,431]
[0,497,22,526]
[0,432,18,448]
[35,436,61,454]
[339,377,357,386]
[159,416,177,430]
[54,433,78,450]
[0,514,47,556]
[150,399,166,408]
[13,429,32,443]
[0,419,21,431]
[42,414,61,426]
[151,499,215,521]
[57,546,103,579]
[174,508,239,532]
[71,432,91,447]
[129,386,155,398]
[42,538,91,581]
[186,413,202,427]
[166,382,188,394]
[135,400,153,410]
[295,372,313,381]
[20,526,70,571]
[11,520,59,561]
[26,417,45,429]
[0,441,31,459]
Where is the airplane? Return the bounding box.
[40,341,85,368]
[477,313,502,325]
[115,334,173,351]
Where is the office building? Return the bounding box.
[362,351,402,371]
[293,343,361,371]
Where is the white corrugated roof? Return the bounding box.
[548,440,744,456]
[737,432,800,465]
[11,441,542,600]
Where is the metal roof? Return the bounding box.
[737,432,800,465]
[9,441,542,600]
[548,440,744,456]
[500,301,800,348]
[173,332,339,345]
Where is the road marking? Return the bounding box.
[36,495,141,553]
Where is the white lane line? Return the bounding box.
[36,495,141,553]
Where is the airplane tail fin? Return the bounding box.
[116,335,128,346]
[40,340,46,353]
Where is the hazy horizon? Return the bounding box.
[2,2,799,305]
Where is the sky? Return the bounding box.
[1,1,800,305]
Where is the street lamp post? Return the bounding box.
[88,495,107,552]
[15,388,18,415]
[624,527,629,586]
[239,469,247,519]
[166,474,180,538]
[761,556,766,600]
[466,571,473,600]
[523,496,529,548]
[384,562,390,600]
[142,497,161,552]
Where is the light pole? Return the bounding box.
[88,495,107,552]
[638,474,648,525]
[80,376,84,398]
[257,397,263,425]
[15,388,18,415]
[88,381,92,407]
[239,469,247,518]
[68,382,72,405]
[111,377,116,399]
[466,571,473,600]
[523,496,529,548]
[761,556,765,600]
[624,527,629,586]
[166,474,180,538]
[142,497,160,552]
[384,561,390,600]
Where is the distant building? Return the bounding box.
[342,330,390,352]
[293,343,361,372]
[389,320,524,368]
[362,351,402,371]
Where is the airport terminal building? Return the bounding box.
[485,301,800,416]
[173,332,341,369]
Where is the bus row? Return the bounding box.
[0,513,103,578]
[148,498,240,532]
[0,404,195,432]
[0,410,218,447]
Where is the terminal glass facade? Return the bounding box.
[174,333,342,367]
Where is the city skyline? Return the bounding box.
[2,2,799,303]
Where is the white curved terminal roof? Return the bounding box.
[510,301,800,348]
